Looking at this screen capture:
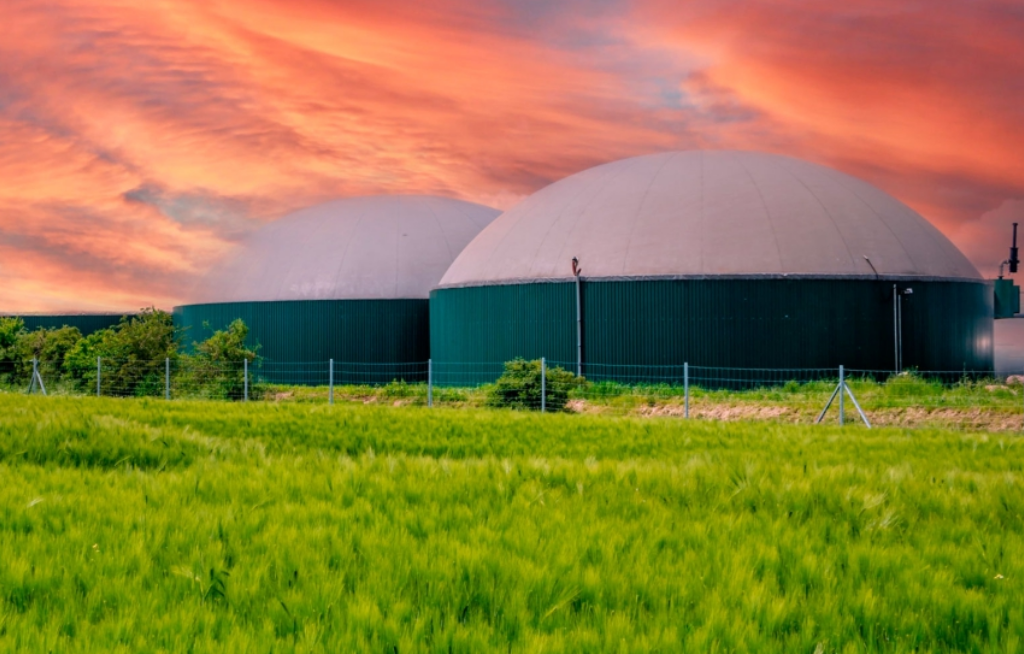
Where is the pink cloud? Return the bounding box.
[0,0,1021,312]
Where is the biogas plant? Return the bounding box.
[175,195,498,382]
[11,151,1020,380]
[431,151,1002,376]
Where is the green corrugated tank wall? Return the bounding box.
[430,278,994,384]
[174,300,428,384]
[10,314,127,335]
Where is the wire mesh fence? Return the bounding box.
[2,356,1020,431]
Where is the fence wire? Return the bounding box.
[1,357,1019,431]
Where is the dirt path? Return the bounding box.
[569,399,1023,432]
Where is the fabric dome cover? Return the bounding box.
[193,195,499,302]
[438,151,980,288]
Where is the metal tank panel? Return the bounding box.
[175,300,429,384]
[430,279,994,380]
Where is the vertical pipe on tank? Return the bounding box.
[572,258,582,377]
[898,294,903,374]
[893,284,899,373]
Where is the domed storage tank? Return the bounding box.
[431,151,993,381]
[175,195,499,383]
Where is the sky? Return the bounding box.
[1,0,1023,315]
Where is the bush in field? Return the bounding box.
[486,358,584,411]
[177,319,259,400]
[62,331,108,389]
[0,317,26,385]
[62,309,177,396]
[0,319,82,386]
[15,326,83,366]
[0,316,24,354]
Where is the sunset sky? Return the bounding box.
[1,0,1022,313]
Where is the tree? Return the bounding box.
[178,319,259,400]
[0,317,26,384]
[0,316,24,354]
[14,326,83,378]
[63,330,112,391]
[59,309,177,396]
[0,320,82,387]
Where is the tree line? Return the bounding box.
[0,310,257,399]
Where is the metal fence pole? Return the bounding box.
[165,358,170,401]
[97,357,101,397]
[427,359,433,408]
[29,358,38,394]
[244,359,249,402]
[684,362,689,419]
[541,357,546,413]
[329,359,334,405]
[37,359,47,396]
[839,365,845,426]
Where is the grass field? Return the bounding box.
[1,393,1023,652]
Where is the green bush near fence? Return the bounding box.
[486,358,585,411]
[175,319,260,400]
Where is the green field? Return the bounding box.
[1,394,1023,652]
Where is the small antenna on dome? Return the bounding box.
[1009,223,1019,275]
[999,223,1019,279]
[863,255,880,279]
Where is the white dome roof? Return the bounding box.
[192,195,499,302]
[438,151,981,288]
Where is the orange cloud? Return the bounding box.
[633,0,1024,229]
[0,0,1021,312]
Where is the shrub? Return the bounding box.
[178,319,259,400]
[486,358,584,411]
[63,330,109,390]
[70,309,178,396]
[0,317,27,385]
[0,320,82,387]
[0,316,25,355]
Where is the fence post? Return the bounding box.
[428,359,433,408]
[329,359,334,405]
[244,359,249,402]
[839,365,845,426]
[165,358,170,401]
[29,358,37,394]
[97,357,101,397]
[684,362,689,419]
[541,357,546,413]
